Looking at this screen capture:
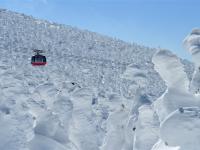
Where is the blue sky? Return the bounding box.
[1,0,200,60]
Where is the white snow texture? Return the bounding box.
[0,9,199,150]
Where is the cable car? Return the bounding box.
[31,49,47,66]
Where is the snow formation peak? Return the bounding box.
[184,28,200,94]
[152,50,189,91]
[184,28,200,66]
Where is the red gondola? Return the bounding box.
[31,49,47,66]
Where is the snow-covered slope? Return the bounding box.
[0,9,169,100]
[0,8,165,150]
[0,8,197,150]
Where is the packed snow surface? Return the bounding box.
[0,9,199,150]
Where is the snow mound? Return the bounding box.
[133,105,159,150]
[151,140,180,150]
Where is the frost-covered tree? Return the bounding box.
[151,29,200,150]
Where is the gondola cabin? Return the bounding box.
[31,49,47,66]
